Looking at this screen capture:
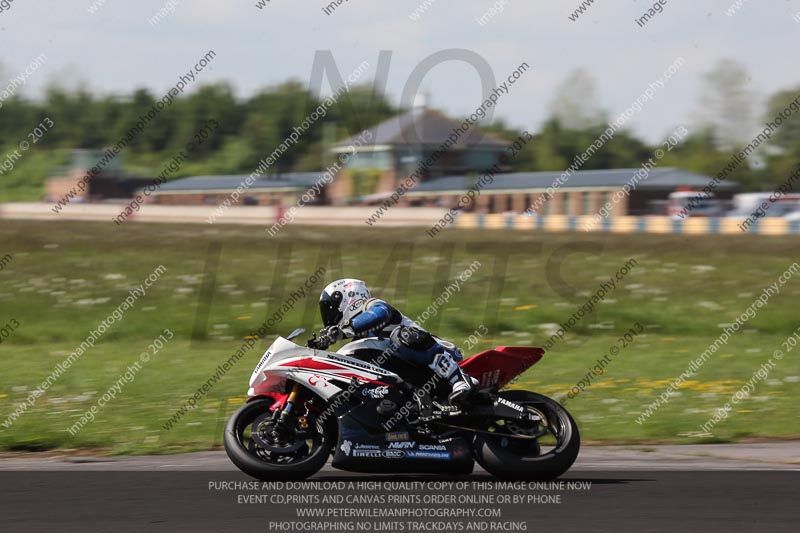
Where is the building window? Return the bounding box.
[561,193,570,215]
[490,195,499,213]
[541,193,551,215]
[582,192,592,215]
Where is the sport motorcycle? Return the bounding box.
[224,328,580,480]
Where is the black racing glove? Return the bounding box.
[323,325,343,343]
[311,326,343,349]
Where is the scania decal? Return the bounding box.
[419,444,447,451]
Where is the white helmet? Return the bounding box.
[319,278,371,328]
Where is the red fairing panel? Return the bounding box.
[248,392,290,411]
[460,346,544,389]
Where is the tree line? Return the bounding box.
[0,58,797,201]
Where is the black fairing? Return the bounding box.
[331,413,474,474]
[327,380,473,474]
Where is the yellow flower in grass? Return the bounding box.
[685,380,744,393]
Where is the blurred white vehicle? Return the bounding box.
[728,193,800,220]
[667,188,723,218]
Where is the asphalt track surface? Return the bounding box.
[1,443,797,532]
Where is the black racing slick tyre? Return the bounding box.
[473,390,580,481]
[224,397,331,481]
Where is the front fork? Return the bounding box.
[273,382,309,434]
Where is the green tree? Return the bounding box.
[547,69,605,130]
[696,59,755,151]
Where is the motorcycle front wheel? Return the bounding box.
[224,397,331,481]
[472,390,580,480]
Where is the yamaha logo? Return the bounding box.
[254,350,272,372]
[497,397,524,412]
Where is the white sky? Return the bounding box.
[1,0,798,142]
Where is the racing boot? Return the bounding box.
[428,351,478,405]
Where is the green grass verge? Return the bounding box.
[0,220,798,454]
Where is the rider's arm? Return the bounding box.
[345,299,401,337]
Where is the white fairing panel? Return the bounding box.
[248,337,314,397]
[246,336,401,401]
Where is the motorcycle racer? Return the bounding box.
[316,278,477,404]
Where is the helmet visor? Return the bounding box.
[319,290,343,327]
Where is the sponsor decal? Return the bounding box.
[386,431,410,442]
[340,440,352,457]
[405,450,451,460]
[433,402,460,413]
[308,374,330,387]
[353,449,382,458]
[479,369,502,387]
[382,450,405,459]
[354,443,380,450]
[328,354,383,373]
[349,299,365,312]
[362,385,389,399]
[419,444,447,451]
[254,350,272,373]
[497,397,524,412]
[387,441,416,449]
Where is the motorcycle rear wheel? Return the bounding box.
[472,390,580,480]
